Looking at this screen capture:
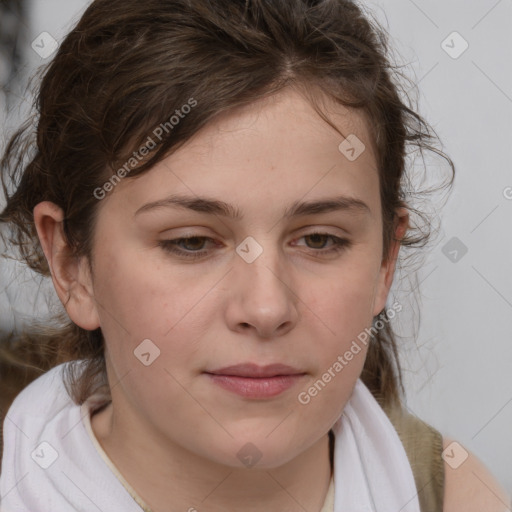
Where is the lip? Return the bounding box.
[207,363,304,378]
[204,363,306,399]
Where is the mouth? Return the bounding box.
[206,363,305,378]
[204,363,306,399]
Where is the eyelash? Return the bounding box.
[158,233,350,260]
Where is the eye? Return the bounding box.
[158,232,350,261]
[158,236,217,260]
[294,233,350,255]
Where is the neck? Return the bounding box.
[91,402,332,512]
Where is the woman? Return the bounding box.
[0,0,509,510]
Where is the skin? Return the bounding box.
[33,87,509,511]
[442,437,511,512]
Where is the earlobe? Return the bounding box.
[33,201,100,330]
[372,209,409,316]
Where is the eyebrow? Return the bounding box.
[134,194,370,219]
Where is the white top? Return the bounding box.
[0,363,420,512]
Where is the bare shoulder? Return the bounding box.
[442,436,511,512]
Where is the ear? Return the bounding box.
[33,201,100,330]
[372,208,409,316]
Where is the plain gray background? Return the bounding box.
[1,0,511,495]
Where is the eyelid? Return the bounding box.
[158,230,351,261]
[294,224,350,237]
[160,224,349,239]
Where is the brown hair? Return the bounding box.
[1,0,454,416]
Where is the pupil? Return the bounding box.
[184,237,204,250]
[308,234,326,248]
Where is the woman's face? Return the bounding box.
[85,87,399,468]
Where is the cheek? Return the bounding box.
[91,245,216,373]
[294,275,376,427]
[309,282,372,382]
[297,348,367,416]
[306,257,382,335]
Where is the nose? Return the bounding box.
[224,243,299,339]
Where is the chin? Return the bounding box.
[203,431,307,470]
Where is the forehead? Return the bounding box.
[105,87,380,218]
[177,87,376,167]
